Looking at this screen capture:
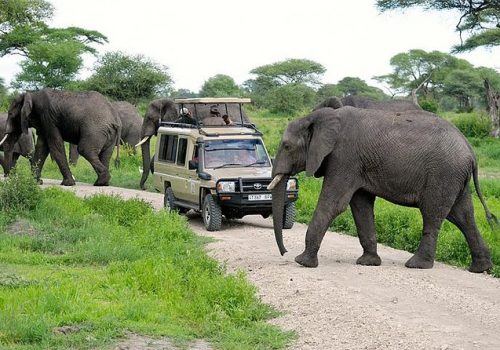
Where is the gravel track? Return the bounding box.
[42,179,500,350]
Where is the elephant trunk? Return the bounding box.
[271,174,288,256]
[139,137,151,190]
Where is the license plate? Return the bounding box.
[248,194,272,201]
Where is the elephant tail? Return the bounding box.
[472,161,498,229]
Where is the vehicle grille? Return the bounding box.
[238,178,272,193]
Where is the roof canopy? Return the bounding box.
[174,97,251,104]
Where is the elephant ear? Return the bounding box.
[305,115,341,177]
[21,93,32,134]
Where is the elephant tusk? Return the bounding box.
[267,174,284,190]
[0,134,8,147]
[135,136,150,148]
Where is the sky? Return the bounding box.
[1,0,499,93]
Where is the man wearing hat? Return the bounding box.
[175,107,197,125]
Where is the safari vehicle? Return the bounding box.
[152,97,298,231]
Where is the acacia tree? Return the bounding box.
[376,0,500,52]
[83,51,173,104]
[248,58,326,112]
[1,0,107,89]
[199,74,242,97]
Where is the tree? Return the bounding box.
[478,67,500,137]
[199,74,241,97]
[83,51,173,104]
[0,77,7,110]
[316,84,343,102]
[250,58,326,87]
[336,77,387,100]
[376,0,500,52]
[442,69,483,111]
[1,0,107,89]
[171,88,198,98]
[267,84,316,114]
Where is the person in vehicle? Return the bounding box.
[175,107,197,125]
[201,105,226,126]
[222,114,235,125]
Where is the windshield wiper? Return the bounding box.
[213,162,242,169]
[244,160,267,167]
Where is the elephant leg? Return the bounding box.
[79,146,110,186]
[350,190,381,266]
[97,144,114,186]
[405,213,445,269]
[69,144,79,165]
[0,153,6,175]
[11,153,21,169]
[46,134,75,186]
[295,180,355,267]
[446,190,492,273]
[32,136,50,184]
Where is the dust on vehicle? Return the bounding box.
[152,97,298,231]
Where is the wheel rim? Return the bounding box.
[204,203,211,225]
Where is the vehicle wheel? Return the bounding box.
[283,202,296,229]
[203,194,222,231]
[164,187,178,211]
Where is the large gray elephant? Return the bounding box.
[137,100,253,189]
[314,95,422,112]
[0,112,35,174]
[269,106,495,273]
[69,100,141,165]
[2,89,121,186]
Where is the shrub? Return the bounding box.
[418,98,438,113]
[448,112,491,138]
[0,164,41,215]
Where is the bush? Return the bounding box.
[0,164,41,215]
[418,98,438,113]
[448,112,491,138]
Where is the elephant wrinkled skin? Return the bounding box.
[5,89,121,186]
[270,106,495,273]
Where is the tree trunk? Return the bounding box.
[484,79,500,138]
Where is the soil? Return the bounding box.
[41,179,500,350]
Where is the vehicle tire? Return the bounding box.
[203,194,222,231]
[283,202,296,229]
[164,187,178,212]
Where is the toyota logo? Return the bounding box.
[253,183,263,190]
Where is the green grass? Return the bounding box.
[0,167,294,349]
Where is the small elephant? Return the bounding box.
[69,100,141,165]
[269,106,495,273]
[0,112,35,174]
[3,89,122,186]
[314,95,422,112]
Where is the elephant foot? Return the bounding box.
[356,252,381,266]
[37,178,43,185]
[61,178,76,186]
[94,180,109,186]
[469,257,492,273]
[295,251,318,268]
[405,254,434,269]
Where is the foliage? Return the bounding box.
[445,111,492,138]
[171,88,198,98]
[246,58,325,113]
[266,83,316,114]
[336,77,387,100]
[0,188,293,349]
[82,51,173,104]
[418,97,438,112]
[199,74,242,97]
[0,77,7,110]
[0,0,107,89]
[0,163,41,218]
[316,84,343,102]
[250,58,326,87]
[376,0,500,52]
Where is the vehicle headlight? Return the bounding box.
[217,181,236,193]
[287,179,297,190]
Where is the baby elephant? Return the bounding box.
[269,106,495,273]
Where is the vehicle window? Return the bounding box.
[158,134,178,162]
[204,139,271,168]
[177,138,188,166]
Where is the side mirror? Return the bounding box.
[188,160,198,170]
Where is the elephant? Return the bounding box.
[2,89,122,186]
[69,100,141,165]
[314,95,422,112]
[137,99,253,189]
[0,112,35,174]
[268,106,495,273]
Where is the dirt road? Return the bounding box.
[42,179,500,350]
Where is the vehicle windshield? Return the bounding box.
[204,139,271,169]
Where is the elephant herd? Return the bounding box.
[1,90,496,273]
